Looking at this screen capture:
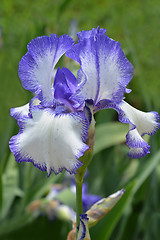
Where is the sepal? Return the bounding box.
[86,189,125,227]
[10,103,29,120]
[118,101,160,158]
[9,107,89,176]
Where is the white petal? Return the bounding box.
[127,147,150,158]
[10,103,29,120]
[9,108,89,176]
[119,101,159,136]
[10,97,41,120]
[118,101,160,158]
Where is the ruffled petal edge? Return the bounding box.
[9,107,89,176]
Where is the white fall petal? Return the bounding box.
[119,101,160,157]
[10,103,30,120]
[9,107,89,176]
[119,101,159,136]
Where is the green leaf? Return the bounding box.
[17,169,63,215]
[28,171,64,202]
[90,182,135,239]
[133,150,160,194]
[0,153,23,220]
[91,150,160,240]
[0,212,33,236]
[94,122,128,154]
[0,172,2,214]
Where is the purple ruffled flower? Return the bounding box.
[66,27,160,158]
[9,34,89,177]
[9,27,160,176]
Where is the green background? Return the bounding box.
[0,0,160,239]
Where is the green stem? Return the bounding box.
[75,175,83,234]
[74,148,94,237]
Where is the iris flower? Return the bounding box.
[9,27,160,176]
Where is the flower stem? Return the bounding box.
[74,148,94,236]
[75,175,83,233]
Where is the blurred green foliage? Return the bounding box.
[0,0,160,239]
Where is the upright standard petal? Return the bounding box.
[54,67,80,110]
[18,34,74,106]
[9,107,89,176]
[117,101,160,158]
[77,27,106,41]
[66,28,134,108]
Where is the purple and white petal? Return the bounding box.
[10,96,42,120]
[77,27,106,41]
[118,101,160,158]
[66,28,134,107]
[119,101,160,136]
[10,103,30,120]
[9,107,89,176]
[96,100,160,158]
[18,34,74,106]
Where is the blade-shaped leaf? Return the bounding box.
[0,153,23,220]
[91,150,160,240]
[94,122,128,154]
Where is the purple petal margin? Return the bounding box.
[66,27,134,107]
[9,107,89,177]
[18,34,74,106]
[95,100,160,158]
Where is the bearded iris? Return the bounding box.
[9,27,160,177]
